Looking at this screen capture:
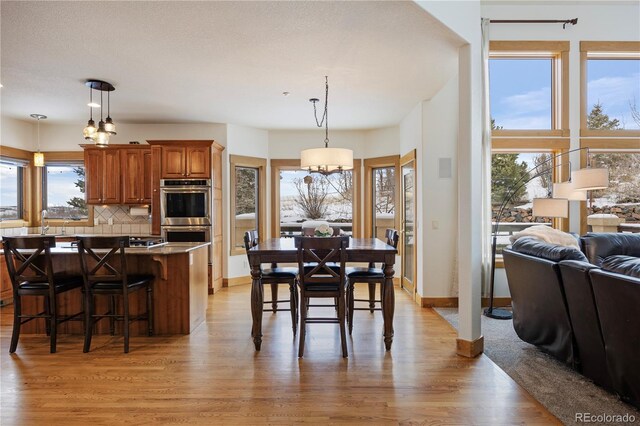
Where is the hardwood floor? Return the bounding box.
[0,285,559,425]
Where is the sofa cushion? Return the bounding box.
[509,224,580,248]
[580,233,640,267]
[601,255,640,279]
[511,237,588,263]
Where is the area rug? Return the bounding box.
[434,308,640,426]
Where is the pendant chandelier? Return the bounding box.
[30,113,46,167]
[300,76,353,175]
[82,79,116,146]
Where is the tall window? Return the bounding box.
[491,151,557,254]
[279,170,354,237]
[490,41,569,135]
[43,163,88,219]
[0,160,24,221]
[230,155,266,255]
[581,41,640,136]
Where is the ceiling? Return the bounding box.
[1,1,462,130]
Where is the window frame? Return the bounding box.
[579,138,640,234]
[38,152,93,228]
[0,158,25,224]
[490,41,570,137]
[580,41,640,137]
[270,159,362,238]
[364,155,400,239]
[229,154,266,256]
[0,146,32,228]
[491,138,570,267]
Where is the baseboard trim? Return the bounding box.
[421,297,511,308]
[223,276,251,287]
[456,335,484,358]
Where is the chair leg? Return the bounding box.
[83,293,95,353]
[271,283,278,313]
[347,283,354,335]
[289,282,297,335]
[123,293,130,354]
[368,282,376,313]
[338,292,348,358]
[44,296,51,336]
[49,295,57,354]
[298,289,306,358]
[9,296,21,353]
[109,296,116,336]
[147,285,154,336]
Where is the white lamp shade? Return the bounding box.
[300,147,353,173]
[33,152,44,168]
[553,182,587,201]
[532,198,569,218]
[572,168,609,190]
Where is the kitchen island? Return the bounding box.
[14,242,210,336]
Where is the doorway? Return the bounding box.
[400,150,417,298]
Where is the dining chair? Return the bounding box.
[243,231,298,335]
[345,229,399,334]
[295,235,350,358]
[76,236,154,353]
[3,235,84,353]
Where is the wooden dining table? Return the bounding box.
[247,237,398,351]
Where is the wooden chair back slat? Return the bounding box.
[77,236,129,285]
[2,236,56,291]
[295,236,349,287]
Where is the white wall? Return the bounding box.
[1,116,34,150]
[225,124,269,279]
[483,1,640,296]
[422,74,459,298]
[268,129,368,159]
[363,126,401,158]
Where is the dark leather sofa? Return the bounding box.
[504,233,640,408]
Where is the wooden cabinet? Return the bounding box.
[84,148,121,204]
[161,146,210,179]
[0,255,13,306]
[122,148,152,204]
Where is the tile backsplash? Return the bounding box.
[0,206,152,237]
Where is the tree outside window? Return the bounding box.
[43,165,88,219]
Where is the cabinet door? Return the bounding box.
[102,150,121,204]
[186,147,210,178]
[121,149,143,204]
[162,147,186,178]
[85,149,104,204]
[142,150,153,204]
[0,256,13,305]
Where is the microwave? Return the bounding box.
[160,179,211,226]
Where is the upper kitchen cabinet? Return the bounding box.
[152,141,212,179]
[84,148,121,204]
[122,148,153,204]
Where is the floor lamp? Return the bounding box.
[484,147,609,320]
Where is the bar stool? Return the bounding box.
[345,229,399,334]
[3,235,84,353]
[76,236,153,353]
[243,231,298,334]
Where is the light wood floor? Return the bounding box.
[0,285,559,425]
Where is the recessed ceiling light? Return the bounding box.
[88,102,101,108]
[282,91,290,97]
[0,84,3,88]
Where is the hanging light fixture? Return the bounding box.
[30,113,46,167]
[300,76,353,175]
[82,80,115,146]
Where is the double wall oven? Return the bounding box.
[160,179,212,247]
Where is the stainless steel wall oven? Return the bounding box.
[160,179,211,226]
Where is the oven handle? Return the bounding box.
[162,226,212,231]
[160,188,210,193]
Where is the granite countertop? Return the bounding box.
[51,242,210,255]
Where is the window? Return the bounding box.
[581,41,640,136]
[230,155,266,255]
[43,163,88,219]
[491,149,563,255]
[0,160,24,221]
[490,41,569,136]
[271,159,362,238]
[364,156,399,239]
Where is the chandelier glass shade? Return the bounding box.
[83,80,115,146]
[300,76,354,175]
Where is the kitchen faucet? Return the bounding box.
[61,219,70,236]
[40,210,49,235]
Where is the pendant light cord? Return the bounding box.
[36,117,40,151]
[312,76,330,147]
